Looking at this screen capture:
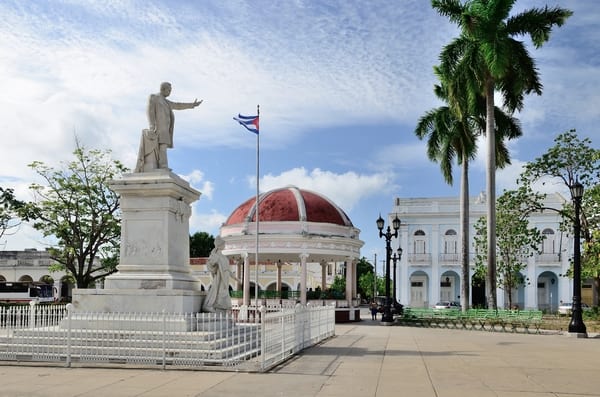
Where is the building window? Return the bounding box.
[413,230,426,254]
[542,228,556,253]
[444,229,458,254]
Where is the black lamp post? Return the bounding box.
[377,214,400,324]
[568,181,587,336]
[391,247,403,307]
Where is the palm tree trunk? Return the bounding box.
[460,159,470,312]
[485,78,497,310]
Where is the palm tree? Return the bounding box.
[415,68,521,312]
[431,0,572,309]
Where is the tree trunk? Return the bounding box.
[507,279,513,310]
[485,78,497,310]
[594,276,599,306]
[460,160,470,312]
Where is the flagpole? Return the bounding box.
[254,104,260,307]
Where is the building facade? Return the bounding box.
[0,249,71,300]
[390,192,581,311]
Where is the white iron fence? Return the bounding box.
[0,302,335,372]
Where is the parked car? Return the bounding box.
[434,301,461,310]
[374,296,404,315]
[557,302,591,315]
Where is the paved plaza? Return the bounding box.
[1,308,598,397]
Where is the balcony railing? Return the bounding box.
[438,253,460,263]
[408,253,431,263]
[535,252,562,263]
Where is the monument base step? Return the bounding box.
[72,288,205,317]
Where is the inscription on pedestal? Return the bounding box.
[141,280,167,289]
[124,241,163,257]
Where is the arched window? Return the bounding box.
[413,230,426,254]
[444,229,458,254]
[542,228,556,253]
[40,275,54,284]
[18,275,33,283]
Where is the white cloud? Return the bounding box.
[496,160,525,192]
[258,167,393,212]
[376,142,431,170]
[179,170,214,200]
[190,208,227,236]
[530,176,570,197]
[2,223,56,251]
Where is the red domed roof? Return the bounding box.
[224,186,353,227]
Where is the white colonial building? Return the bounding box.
[389,192,580,311]
[0,249,72,300]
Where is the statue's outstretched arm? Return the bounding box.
[168,99,203,110]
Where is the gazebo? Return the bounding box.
[219,186,364,312]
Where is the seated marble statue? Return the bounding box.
[135,82,202,172]
[202,237,239,313]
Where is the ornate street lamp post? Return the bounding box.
[391,247,403,308]
[377,214,400,324]
[568,181,587,336]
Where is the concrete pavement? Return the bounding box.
[1,308,599,397]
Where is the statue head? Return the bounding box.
[214,236,225,250]
[159,82,172,97]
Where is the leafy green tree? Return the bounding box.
[432,0,572,309]
[17,142,127,288]
[355,257,374,300]
[520,130,600,304]
[330,275,345,298]
[582,184,600,304]
[358,272,374,301]
[583,229,600,304]
[0,187,24,243]
[416,65,521,311]
[189,231,215,257]
[473,186,545,309]
[355,257,387,301]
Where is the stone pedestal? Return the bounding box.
[71,170,205,315]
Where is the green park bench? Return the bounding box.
[397,308,544,334]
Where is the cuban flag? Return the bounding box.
[233,114,259,134]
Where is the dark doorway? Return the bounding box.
[471,276,486,308]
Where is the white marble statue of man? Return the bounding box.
[135,82,202,172]
[202,237,239,313]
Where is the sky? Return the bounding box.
[1,0,599,264]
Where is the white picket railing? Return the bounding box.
[0,301,335,372]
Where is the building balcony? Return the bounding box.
[535,252,562,265]
[408,253,431,264]
[438,253,460,263]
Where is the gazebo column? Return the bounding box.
[321,261,327,292]
[300,253,309,305]
[242,252,250,307]
[345,259,354,305]
[236,259,243,291]
[276,261,282,298]
[352,259,357,300]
